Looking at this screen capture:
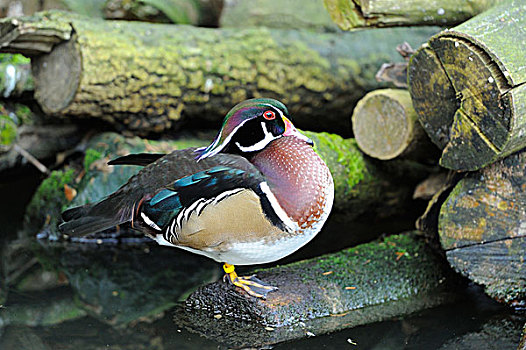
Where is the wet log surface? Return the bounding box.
[323,0,500,30]
[0,11,439,135]
[408,0,526,171]
[177,232,457,348]
[439,149,526,307]
[351,88,439,162]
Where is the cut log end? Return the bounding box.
[408,2,526,171]
[352,88,438,162]
[353,89,416,160]
[32,37,81,114]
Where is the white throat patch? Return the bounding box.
[235,122,277,153]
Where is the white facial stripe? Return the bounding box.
[141,212,162,231]
[259,182,297,232]
[235,122,277,153]
[198,118,251,160]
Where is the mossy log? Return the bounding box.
[220,0,339,32]
[351,89,439,162]
[0,11,439,135]
[177,232,456,347]
[408,0,526,171]
[438,149,526,307]
[323,0,501,30]
[104,0,224,27]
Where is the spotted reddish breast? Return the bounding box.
[251,136,333,231]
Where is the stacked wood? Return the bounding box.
[438,149,526,307]
[323,0,502,30]
[351,89,439,162]
[104,0,224,27]
[0,11,439,135]
[178,232,456,347]
[408,0,526,171]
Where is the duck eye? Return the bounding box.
[263,110,276,120]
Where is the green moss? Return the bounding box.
[83,148,104,171]
[0,53,30,65]
[24,168,76,233]
[304,131,379,206]
[30,169,75,212]
[0,114,17,147]
[14,104,33,124]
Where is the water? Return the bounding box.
[1,172,524,349]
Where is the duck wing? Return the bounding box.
[59,148,258,237]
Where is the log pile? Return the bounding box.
[0,0,524,348]
[0,12,438,135]
[346,0,525,312]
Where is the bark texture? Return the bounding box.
[323,0,502,30]
[178,232,456,347]
[0,11,439,135]
[439,149,526,306]
[351,88,439,161]
[408,0,526,171]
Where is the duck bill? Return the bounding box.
[283,116,313,145]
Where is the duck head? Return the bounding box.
[197,98,312,160]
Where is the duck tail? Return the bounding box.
[58,192,134,237]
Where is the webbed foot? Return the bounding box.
[223,263,277,299]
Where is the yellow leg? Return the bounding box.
[223,263,277,299]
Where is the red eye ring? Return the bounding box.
[263,110,276,120]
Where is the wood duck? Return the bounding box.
[59,98,334,298]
